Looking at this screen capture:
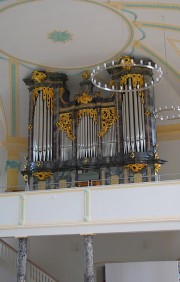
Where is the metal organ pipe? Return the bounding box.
[138,93,143,152]
[133,89,140,152]
[125,85,130,153]
[122,92,127,154]
[122,78,146,154]
[128,79,135,152]
[77,113,98,159]
[33,90,53,162]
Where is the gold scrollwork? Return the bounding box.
[37,161,41,167]
[23,175,28,182]
[124,163,147,173]
[76,92,92,104]
[32,87,54,113]
[56,113,75,141]
[59,87,68,104]
[154,163,161,174]
[76,109,98,126]
[33,171,53,181]
[130,152,135,159]
[32,71,46,83]
[121,56,133,70]
[120,74,144,88]
[98,107,119,138]
[81,70,90,80]
[154,144,160,159]
[144,110,150,117]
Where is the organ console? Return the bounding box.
[22,57,165,190]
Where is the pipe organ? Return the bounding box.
[22,57,164,189]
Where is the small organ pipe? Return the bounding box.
[133,89,140,152]
[141,101,146,151]
[122,95,127,154]
[125,85,130,153]
[128,79,135,152]
[138,94,143,152]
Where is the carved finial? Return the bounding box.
[81,71,90,80]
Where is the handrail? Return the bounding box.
[0,239,60,282]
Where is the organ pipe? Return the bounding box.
[121,76,146,154]
[32,89,53,162]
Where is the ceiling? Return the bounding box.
[0,0,179,142]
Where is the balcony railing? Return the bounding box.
[0,173,180,193]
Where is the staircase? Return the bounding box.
[0,239,59,282]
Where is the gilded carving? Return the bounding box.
[154,144,160,159]
[33,171,53,181]
[23,175,28,182]
[32,87,54,113]
[120,74,144,88]
[56,113,75,141]
[76,92,92,104]
[76,109,98,126]
[82,70,90,80]
[59,87,68,104]
[124,163,147,173]
[144,110,150,117]
[121,56,133,70]
[130,152,135,159]
[32,71,46,83]
[98,107,119,138]
[154,163,161,174]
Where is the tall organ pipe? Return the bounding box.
[128,79,135,152]
[133,89,140,152]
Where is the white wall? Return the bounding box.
[0,259,16,282]
[105,261,179,282]
[159,140,180,180]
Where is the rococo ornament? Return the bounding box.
[124,163,147,173]
[56,113,75,141]
[33,171,53,181]
[32,71,46,83]
[76,92,92,104]
[154,163,161,174]
[81,70,91,80]
[98,107,119,138]
[76,108,98,126]
[120,74,144,88]
[32,87,54,113]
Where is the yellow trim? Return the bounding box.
[4,137,28,158]
[7,169,19,188]
[167,38,180,56]
[1,216,180,230]
[0,96,8,137]
[113,2,180,10]
[157,124,180,141]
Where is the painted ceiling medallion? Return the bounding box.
[48,30,73,43]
